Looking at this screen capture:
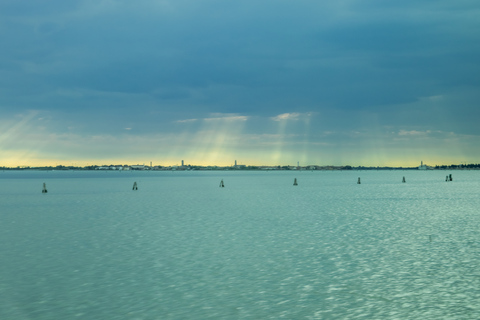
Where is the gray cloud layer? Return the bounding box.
[1,0,479,164]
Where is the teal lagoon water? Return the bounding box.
[1,170,479,319]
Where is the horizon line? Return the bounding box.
[2,162,479,170]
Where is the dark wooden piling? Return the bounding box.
[133,182,138,190]
[357,177,361,184]
[402,176,406,183]
[219,179,224,187]
[449,174,452,181]
[293,178,298,186]
[42,183,48,193]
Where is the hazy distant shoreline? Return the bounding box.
[2,163,479,171]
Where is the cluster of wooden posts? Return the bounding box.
[41,174,454,193]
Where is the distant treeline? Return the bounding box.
[1,165,97,171]
[434,164,480,169]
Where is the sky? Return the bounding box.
[1,0,479,167]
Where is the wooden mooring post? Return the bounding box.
[219,179,224,188]
[293,178,298,186]
[132,182,138,190]
[357,177,361,184]
[42,183,48,193]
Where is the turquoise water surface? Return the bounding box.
[1,170,479,319]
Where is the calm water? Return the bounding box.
[1,170,479,319]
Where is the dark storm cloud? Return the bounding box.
[2,0,479,111]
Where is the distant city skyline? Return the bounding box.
[1,1,479,167]
[2,159,477,170]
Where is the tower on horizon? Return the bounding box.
[181,160,184,166]
[235,160,237,166]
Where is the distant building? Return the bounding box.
[95,165,126,170]
[418,161,432,170]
